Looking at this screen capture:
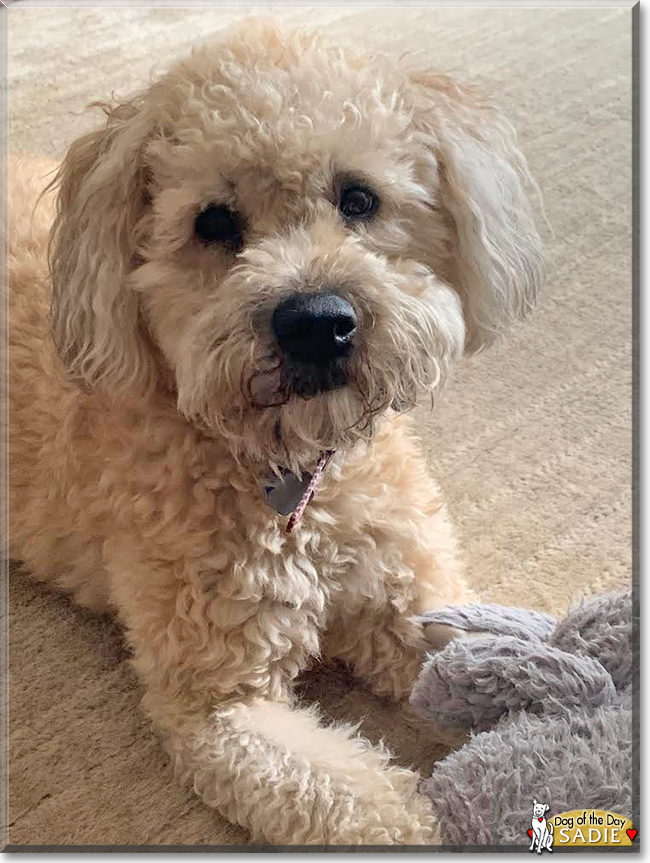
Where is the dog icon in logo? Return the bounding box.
[529,799,554,853]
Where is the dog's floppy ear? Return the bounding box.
[407,71,543,353]
[49,96,157,394]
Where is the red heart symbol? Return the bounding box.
[627,829,637,841]
[539,817,544,822]
[528,829,533,838]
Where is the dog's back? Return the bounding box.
[6,155,59,343]
[7,155,55,265]
[7,156,58,510]
[7,157,112,607]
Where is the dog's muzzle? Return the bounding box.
[272,291,356,398]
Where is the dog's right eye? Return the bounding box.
[338,184,379,221]
[194,204,245,251]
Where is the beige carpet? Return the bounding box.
[7,5,633,847]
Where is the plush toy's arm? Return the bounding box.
[550,590,632,692]
[415,603,557,642]
[410,635,616,730]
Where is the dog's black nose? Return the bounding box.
[272,292,357,364]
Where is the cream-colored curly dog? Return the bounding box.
[7,20,542,845]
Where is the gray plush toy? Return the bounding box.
[410,590,634,846]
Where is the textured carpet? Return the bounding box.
[7,5,633,847]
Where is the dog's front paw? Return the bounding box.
[332,770,439,846]
[421,619,461,651]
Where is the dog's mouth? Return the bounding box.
[246,358,350,408]
[282,359,350,400]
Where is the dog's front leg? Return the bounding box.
[324,423,476,703]
[324,521,474,703]
[324,607,431,701]
[167,698,436,845]
[107,550,435,845]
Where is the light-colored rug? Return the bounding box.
[7,4,632,847]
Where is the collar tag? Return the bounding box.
[263,468,313,516]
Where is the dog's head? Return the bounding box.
[533,801,550,818]
[49,19,542,471]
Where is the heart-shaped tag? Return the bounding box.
[539,817,544,822]
[626,828,637,841]
[528,829,533,838]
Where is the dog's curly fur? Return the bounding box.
[7,20,542,845]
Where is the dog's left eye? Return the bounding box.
[338,185,379,221]
[194,204,245,251]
